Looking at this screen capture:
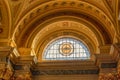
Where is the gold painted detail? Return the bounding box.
[60,43,73,56]
[14,0,114,43]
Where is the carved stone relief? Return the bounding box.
[12,72,32,80]
[3,68,13,80]
[0,64,13,80]
[99,73,120,80]
[0,64,6,78]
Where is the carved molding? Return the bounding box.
[13,0,115,48]
[106,0,116,12]
[0,46,13,57]
[37,30,96,61]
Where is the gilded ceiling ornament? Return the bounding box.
[62,22,69,27]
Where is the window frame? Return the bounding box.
[42,37,90,61]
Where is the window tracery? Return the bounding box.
[43,37,90,60]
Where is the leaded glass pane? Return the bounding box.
[43,38,90,60]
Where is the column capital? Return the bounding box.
[0,46,13,57]
[18,47,31,56]
[13,47,37,65]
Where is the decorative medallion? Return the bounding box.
[60,43,73,56]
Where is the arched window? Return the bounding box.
[43,37,90,60]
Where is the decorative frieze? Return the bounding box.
[31,69,99,75]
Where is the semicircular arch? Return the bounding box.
[12,0,115,47]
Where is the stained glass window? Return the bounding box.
[43,37,90,60]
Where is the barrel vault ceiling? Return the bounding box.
[0,0,120,79]
[0,0,119,61]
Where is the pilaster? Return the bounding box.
[12,47,35,80]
